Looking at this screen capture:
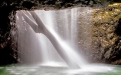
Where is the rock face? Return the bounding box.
[0,2,18,65]
[92,3,121,64]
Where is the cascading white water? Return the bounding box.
[5,7,115,75]
[34,8,87,67]
[16,7,94,68]
[35,10,66,65]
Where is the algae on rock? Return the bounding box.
[92,3,121,64]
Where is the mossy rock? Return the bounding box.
[92,3,121,64]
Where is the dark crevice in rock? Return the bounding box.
[115,18,121,36]
[22,1,35,9]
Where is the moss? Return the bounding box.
[55,2,61,9]
[93,4,121,23]
[92,3,121,64]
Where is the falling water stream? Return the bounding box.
[1,7,120,75]
[17,7,88,68]
[35,8,87,68]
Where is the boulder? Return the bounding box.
[92,3,121,64]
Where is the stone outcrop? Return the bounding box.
[92,3,121,64]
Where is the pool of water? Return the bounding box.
[0,64,121,75]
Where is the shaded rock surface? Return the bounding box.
[92,3,121,64]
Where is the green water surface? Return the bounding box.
[0,64,121,75]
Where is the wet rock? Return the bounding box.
[92,3,121,64]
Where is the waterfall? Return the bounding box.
[16,7,92,68]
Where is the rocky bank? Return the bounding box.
[92,3,121,64]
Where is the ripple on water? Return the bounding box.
[3,64,118,75]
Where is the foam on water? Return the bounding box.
[64,64,115,74]
[40,61,67,67]
[4,64,116,75]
